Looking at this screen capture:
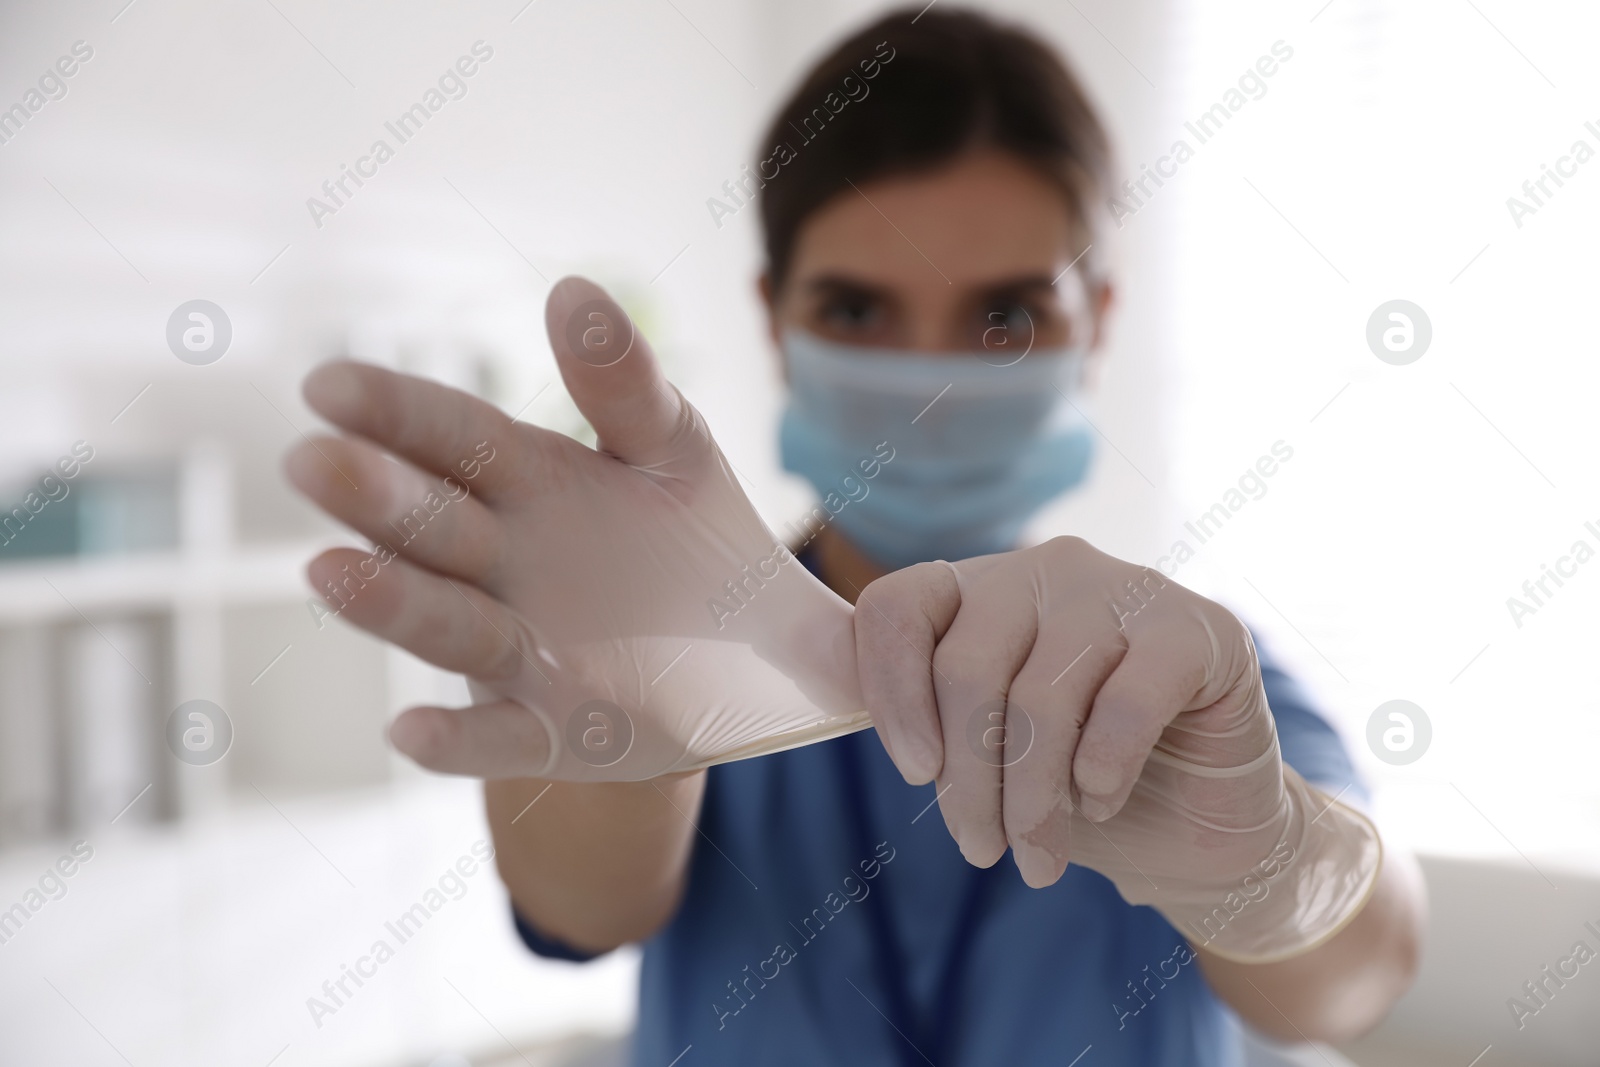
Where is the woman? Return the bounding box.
[288,8,1423,1064]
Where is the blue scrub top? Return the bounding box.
[513,552,1367,1067]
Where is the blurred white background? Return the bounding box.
[0,0,1595,1065]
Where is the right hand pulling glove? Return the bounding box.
[854,539,1383,963]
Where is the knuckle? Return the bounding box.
[861,562,920,605]
[1040,534,1093,565]
[1215,603,1252,646]
[1044,533,1088,553]
[930,643,987,685]
[860,564,944,634]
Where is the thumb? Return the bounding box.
[545,275,696,470]
[388,699,555,779]
[854,560,962,784]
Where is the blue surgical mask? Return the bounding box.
[778,328,1095,569]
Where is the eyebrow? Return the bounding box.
[976,273,1061,299]
[805,273,894,300]
[804,271,1063,299]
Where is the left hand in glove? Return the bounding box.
[287,277,869,783]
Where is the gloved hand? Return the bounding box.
[287,277,869,781]
[854,539,1382,963]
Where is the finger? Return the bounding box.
[308,547,543,685]
[1071,601,1214,823]
[545,276,705,473]
[390,699,554,779]
[301,359,541,498]
[286,435,505,584]
[1000,629,1124,888]
[930,559,1037,869]
[854,562,961,784]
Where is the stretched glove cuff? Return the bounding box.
[1151,771,1383,964]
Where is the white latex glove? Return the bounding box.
[854,539,1382,963]
[287,277,869,780]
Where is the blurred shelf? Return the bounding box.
[0,539,323,621]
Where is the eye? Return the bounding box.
[978,301,1039,351]
[811,288,892,343]
[978,294,1081,350]
[985,302,1034,334]
[818,292,880,330]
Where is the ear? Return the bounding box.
[1088,280,1116,350]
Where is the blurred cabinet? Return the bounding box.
[63,617,163,827]
[0,626,59,844]
[0,442,393,849]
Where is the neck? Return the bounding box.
[813,526,889,605]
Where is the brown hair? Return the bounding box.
[756,6,1113,292]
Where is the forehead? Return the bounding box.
[786,151,1079,293]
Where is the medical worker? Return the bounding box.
[288,8,1423,1065]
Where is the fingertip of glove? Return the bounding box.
[1015,850,1067,889]
[302,360,364,423]
[388,706,450,766]
[898,744,941,786]
[1077,795,1116,823]
[549,274,598,301]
